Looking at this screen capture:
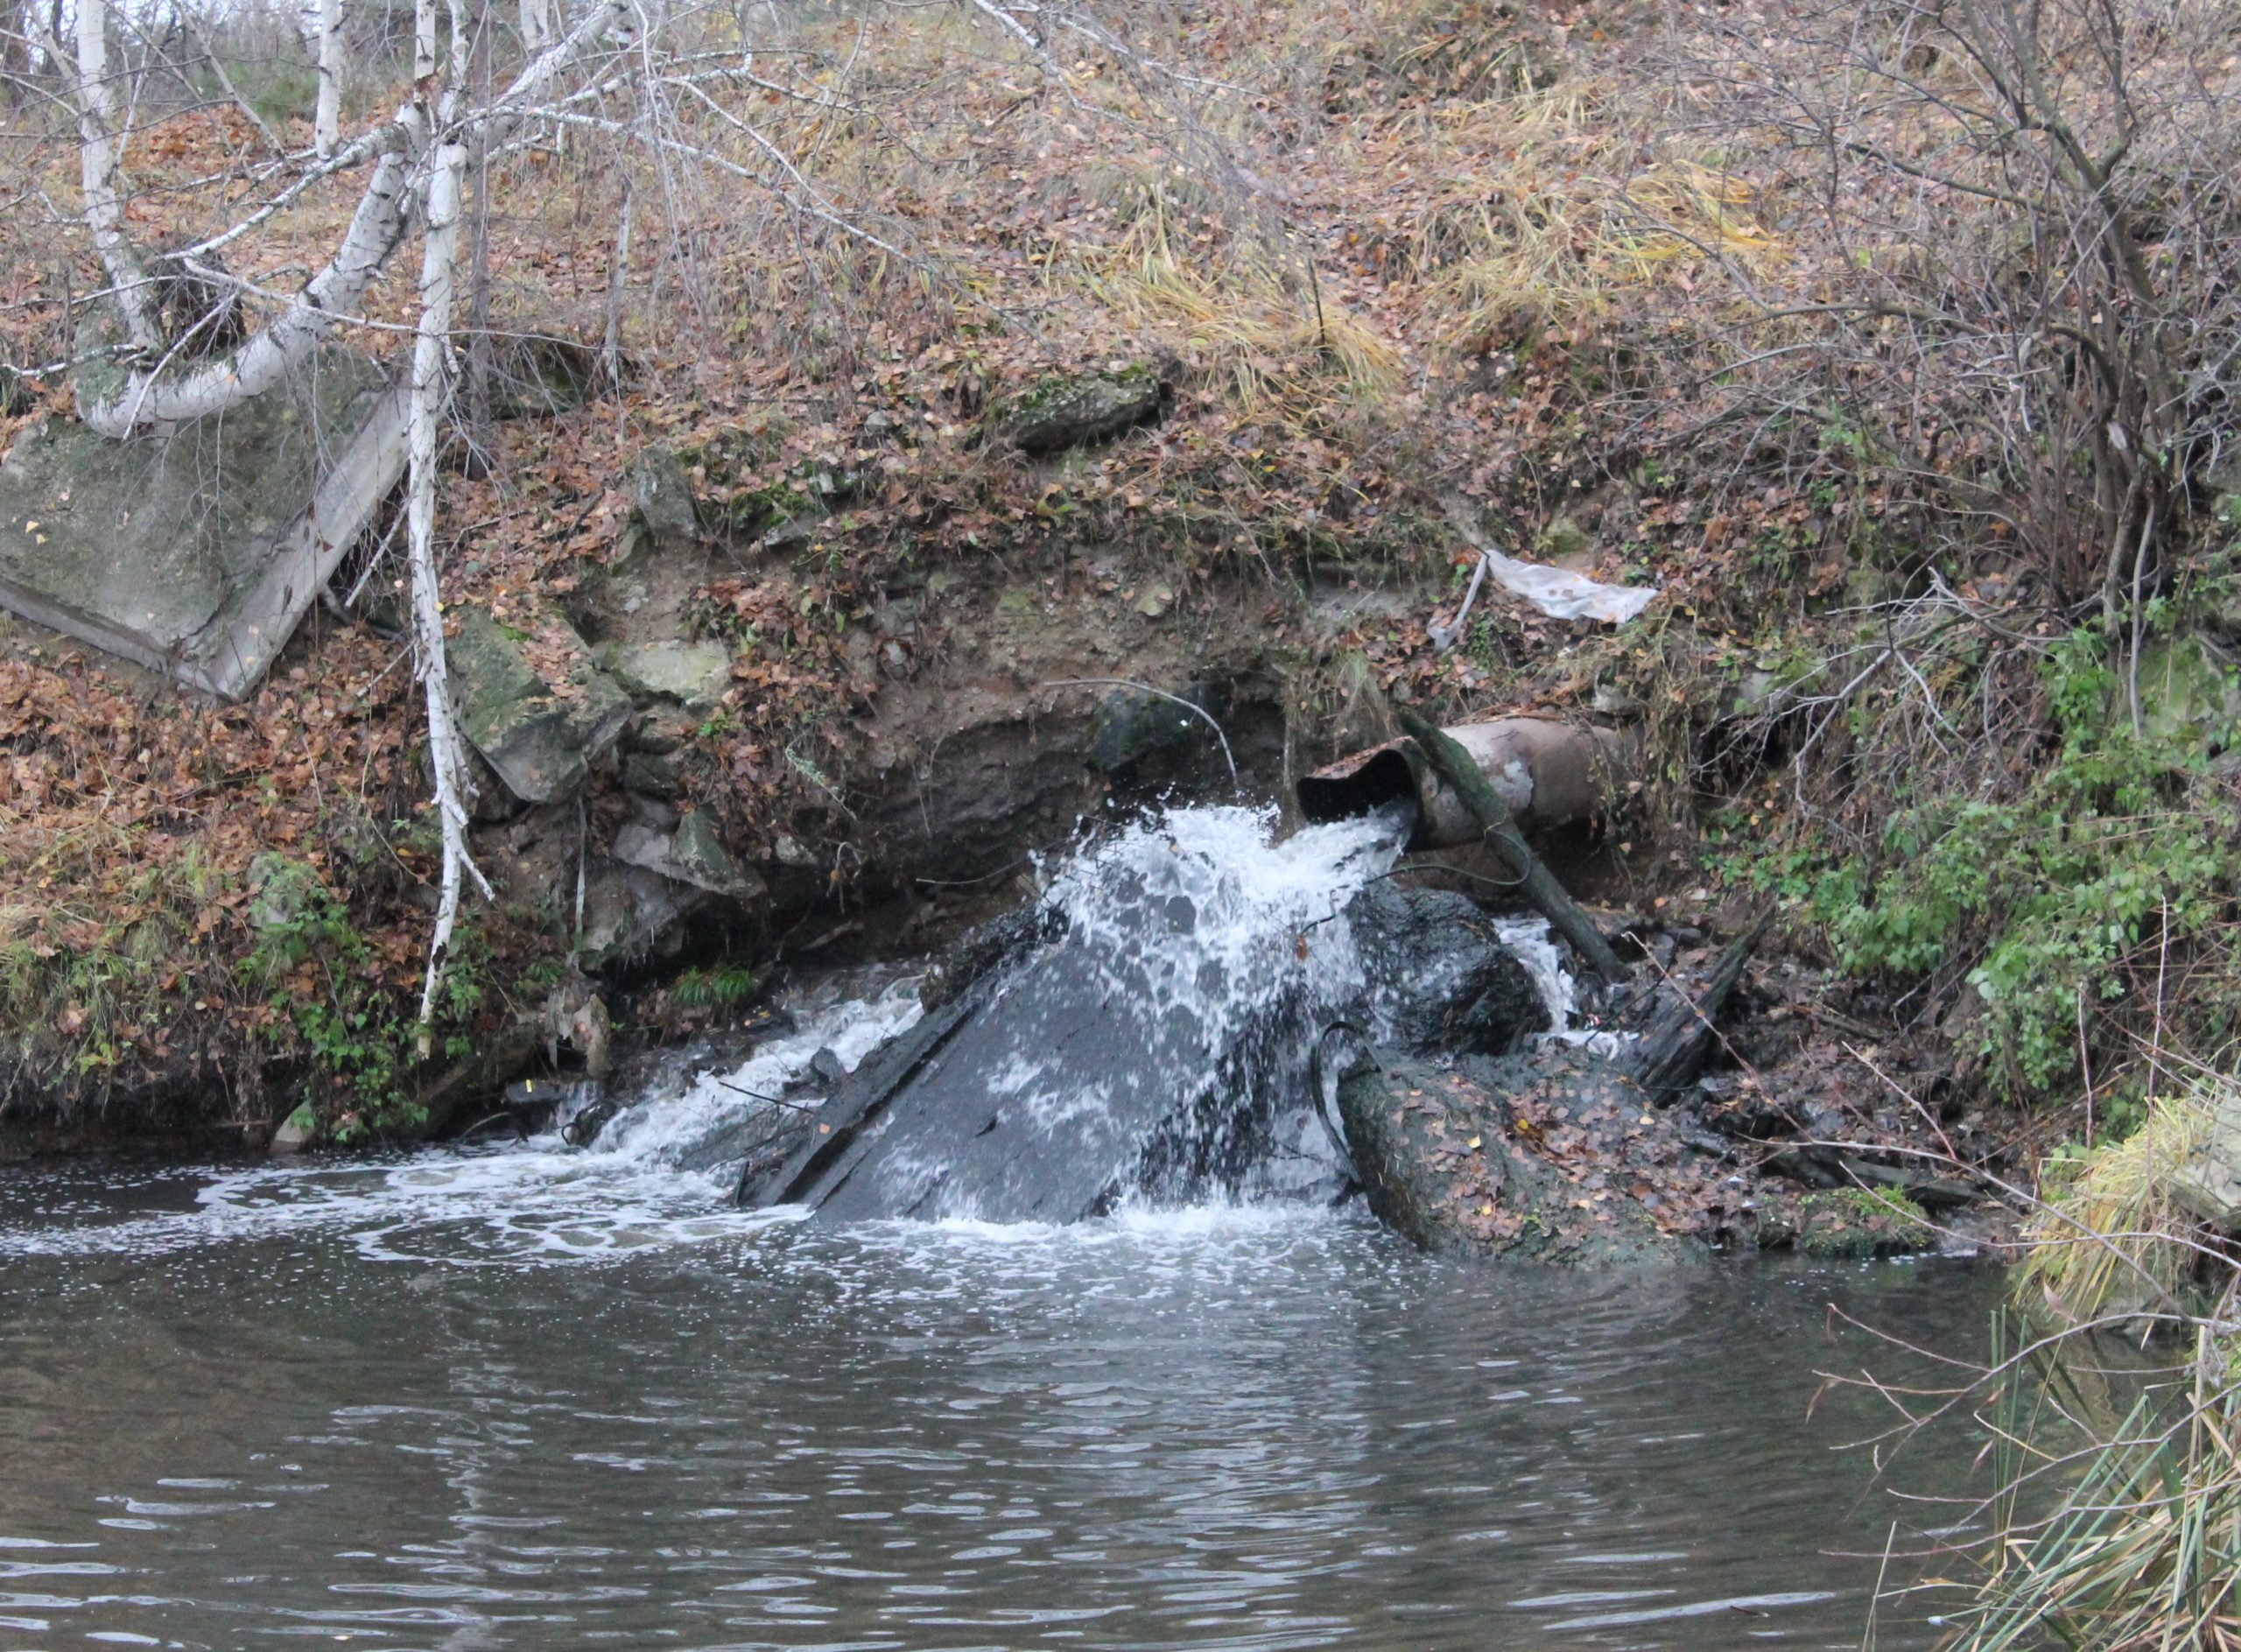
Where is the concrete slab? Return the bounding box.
[0,354,406,699]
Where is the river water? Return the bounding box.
[0,1149,1997,1652]
[0,808,2002,1649]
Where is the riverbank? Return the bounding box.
[3,0,2237,1220]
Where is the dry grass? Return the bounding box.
[2022,1081,2226,1320]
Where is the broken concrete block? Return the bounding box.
[450,608,631,804]
[0,353,405,699]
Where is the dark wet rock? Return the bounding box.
[451,608,633,804]
[622,749,683,797]
[919,900,1069,1011]
[500,1075,600,1131]
[1832,1156,1979,1213]
[1349,883,1549,1057]
[561,1093,622,1147]
[1334,1041,1759,1264]
[1087,683,1220,773]
[741,898,1355,1221]
[1794,1187,1934,1258]
[990,366,1162,454]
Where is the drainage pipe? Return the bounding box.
[1296,714,1632,848]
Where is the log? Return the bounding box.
[1394,707,1626,982]
[1629,913,1768,1101]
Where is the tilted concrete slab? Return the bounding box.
[0,353,406,699]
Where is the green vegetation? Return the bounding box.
[1839,637,2241,1100]
[1795,1186,1930,1259]
[668,963,757,1010]
[1932,1098,2241,1649]
[240,856,485,1142]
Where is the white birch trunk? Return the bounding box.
[406,137,487,1023]
[601,175,632,389]
[315,0,343,158]
[78,136,415,433]
[520,0,552,53]
[77,0,629,435]
[74,0,161,354]
[414,0,438,82]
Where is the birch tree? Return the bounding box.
[55,0,1138,1020]
[315,0,342,158]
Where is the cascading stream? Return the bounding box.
[0,804,1597,1266]
[734,804,1416,1222]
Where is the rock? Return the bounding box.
[579,861,699,965]
[1834,1155,1978,1212]
[450,608,633,804]
[2132,634,2241,753]
[629,707,694,756]
[2169,1084,2241,1231]
[1133,578,1176,620]
[622,749,682,798]
[500,1075,601,1129]
[921,900,1069,1011]
[631,444,702,542]
[1349,883,1549,1057]
[538,974,613,1080]
[629,791,680,831]
[613,812,763,900]
[245,853,320,934]
[561,1093,622,1147]
[1795,1187,1934,1258]
[1537,516,1592,565]
[741,866,1353,1221]
[1334,1045,1710,1264]
[989,366,1162,455]
[0,350,405,699]
[596,638,733,707]
[270,1103,317,1155]
[1086,682,1218,773]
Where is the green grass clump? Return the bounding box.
[1796,1185,1931,1258]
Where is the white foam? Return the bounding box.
[0,808,1431,1265]
[594,975,924,1165]
[1493,915,1636,1057]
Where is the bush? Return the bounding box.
[1828,634,2241,1100]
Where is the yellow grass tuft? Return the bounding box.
[2021,1082,2223,1319]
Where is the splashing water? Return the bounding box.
[0,805,1426,1262]
[1493,916,1637,1058]
[756,803,1413,1222]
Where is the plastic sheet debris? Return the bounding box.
[1430,548,1657,644]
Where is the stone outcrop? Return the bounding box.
[1351,882,1549,1056]
[1334,1043,1721,1265]
[450,607,632,804]
[988,366,1163,454]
